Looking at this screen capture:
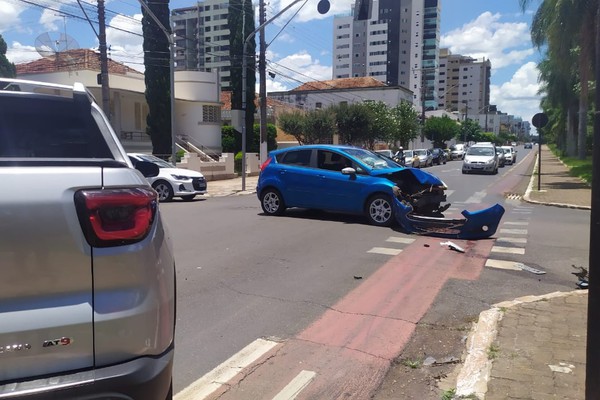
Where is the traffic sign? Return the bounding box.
[532,112,548,129]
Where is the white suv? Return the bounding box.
[0,79,176,399]
[462,143,499,174]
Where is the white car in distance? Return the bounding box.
[128,153,207,202]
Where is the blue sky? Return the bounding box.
[1,0,542,128]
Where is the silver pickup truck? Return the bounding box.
[0,79,175,399]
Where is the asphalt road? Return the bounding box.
[160,146,590,397]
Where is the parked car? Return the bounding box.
[496,147,506,167]
[462,142,499,174]
[0,79,175,399]
[404,149,420,168]
[257,145,449,226]
[128,153,207,202]
[414,148,433,167]
[500,146,517,165]
[431,148,447,165]
[375,149,405,166]
[449,143,466,160]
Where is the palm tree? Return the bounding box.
[520,0,596,159]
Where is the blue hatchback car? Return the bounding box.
[256,145,448,226]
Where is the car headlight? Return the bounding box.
[171,174,191,180]
[486,159,495,164]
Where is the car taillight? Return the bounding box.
[75,187,157,247]
[260,157,272,172]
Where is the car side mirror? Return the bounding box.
[342,167,356,175]
[135,160,160,178]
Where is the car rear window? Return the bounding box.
[0,94,112,158]
[278,149,312,166]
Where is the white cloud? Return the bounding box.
[105,13,144,72]
[6,41,41,64]
[39,8,62,31]
[441,11,534,69]
[269,50,331,90]
[0,1,26,33]
[274,0,353,23]
[491,62,542,126]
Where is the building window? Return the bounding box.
[202,105,221,123]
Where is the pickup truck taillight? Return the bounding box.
[75,187,158,247]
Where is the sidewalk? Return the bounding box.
[202,146,592,399]
[456,144,591,399]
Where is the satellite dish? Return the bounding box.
[35,32,79,60]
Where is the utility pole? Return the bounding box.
[98,0,110,118]
[259,0,268,163]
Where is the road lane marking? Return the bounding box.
[367,247,403,255]
[496,237,527,244]
[174,338,279,400]
[465,191,487,204]
[272,370,316,400]
[503,221,529,226]
[445,190,455,197]
[499,228,528,235]
[485,259,522,271]
[385,237,416,244]
[491,246,525,255]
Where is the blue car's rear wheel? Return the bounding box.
[366,194,394,227]
[261,188,286,216]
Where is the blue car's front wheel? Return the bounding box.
[366,194,394,227]
[261,188,286,216]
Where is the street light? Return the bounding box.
[241,0,330,190]
[138,0,176,166]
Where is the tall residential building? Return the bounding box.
[332,0,441,110]
[437,48,491,115]
[172,1,231,89]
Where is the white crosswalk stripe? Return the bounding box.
[499,228,528,235]
[367,247,403,255]
[386,236,416,244]
[492,246,525,255]
[496,237,527,244]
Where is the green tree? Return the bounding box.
[331,103,372,146]
[228,0,256,150]
[362,100,394,149]
[0,35,16,78]
[277,111,306,144]
[423,115,459,148]
[520,0,596,159]
[390,101,420,148]
[303,109,336,144]
[458,119,482,143]
[141,0,171,159]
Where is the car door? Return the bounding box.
[312,150,364,212]
[273,149,317,208]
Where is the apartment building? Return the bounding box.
[332,0,441,111]
[172,1,231,89]
[438,48,491,115]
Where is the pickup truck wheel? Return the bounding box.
[366,194,394,227]
[152,181,174,202]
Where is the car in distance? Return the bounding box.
[0,79,175,399]
[414,148,433,167]
[462,142,499,174]
[430,148,447,165]
[449,143,466,160]
[500,146,517,165]
[496,147,506,167]
[375,148,405,166]
[256,145,448,227]
[128,153,207,202]
[524,142,533,149]
[403,149,420,168]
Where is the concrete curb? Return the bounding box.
[454,290,587,399]
[522,150,591,211]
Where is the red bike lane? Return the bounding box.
[204,235,495,400]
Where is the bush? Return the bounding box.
[234,151,243,174]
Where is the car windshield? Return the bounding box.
[135,154,173,168]
[405,150,414,157]
[343,148,400,170]
[468,147,495,156]
[414,149,427,156]
[503,148,511,154]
